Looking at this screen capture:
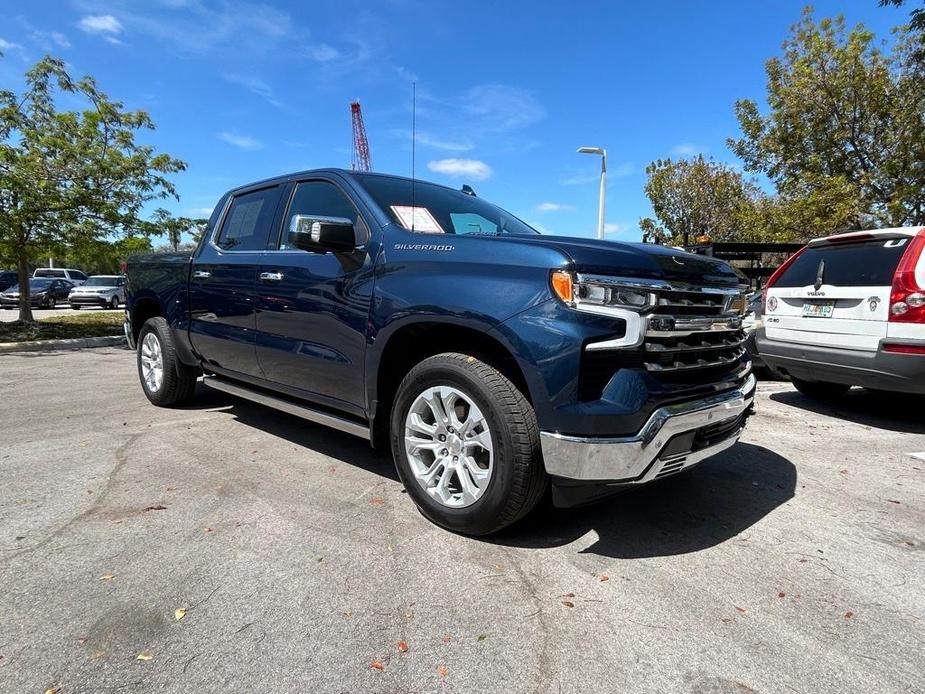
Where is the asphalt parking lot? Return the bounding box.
[1,348,922,694]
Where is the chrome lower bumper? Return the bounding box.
[540,374,756,482]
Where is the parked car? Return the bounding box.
[32,268,88,285]
[125,169,754,535]
[758,227,925,397]
[69,275,126,310]
[742,290,766,370]
[0,278,75,309]
[0,271,17,292]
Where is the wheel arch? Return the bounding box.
[370,319,532,449]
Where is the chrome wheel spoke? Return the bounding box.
[140,333,164,393]
[404,384,494,509]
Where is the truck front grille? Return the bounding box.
[578,285,746,400]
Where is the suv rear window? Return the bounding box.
[775,239,909,287]
[34,269,66,278]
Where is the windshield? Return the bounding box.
[84,277,119,286]
[355,174,538,236]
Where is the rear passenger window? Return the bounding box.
[776,239,908,287]
[215,186,280,251]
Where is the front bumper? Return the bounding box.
[540,373,755,483]
[70,294,113,306]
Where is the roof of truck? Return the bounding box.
[227,168,463,196]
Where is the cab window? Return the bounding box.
[215,186,281,251]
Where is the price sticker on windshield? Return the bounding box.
[391,206,444,234]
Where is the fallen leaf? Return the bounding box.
[397,641,409,653]
[175,608,187,621]
[370,660,384,671]
[599,575,610,582]
[369,497,385,507]
[204,527,213,533]
[437,665,449,677]
[887,499,901,505]
[845,611,854,619]
[143,504,167,512]
[98,574,114,581]
[561,592,575,598]
[342,610,353,618]
[797,558,809,563]
[477,633,489,641]
[734,606,747,614]
[328,466,337,474]
[77,637,88,644]
[44,689,58,694]
[561,600,575,608]
[839,469,848,475]
[778,592,786,598]
[136,652,153,661]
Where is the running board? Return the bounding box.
[201,375,370,440]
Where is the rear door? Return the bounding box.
[765,236,910,350]
[189,184,284,378]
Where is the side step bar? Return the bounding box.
[201,375,370,440]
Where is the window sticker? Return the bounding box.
[390,205,444,234]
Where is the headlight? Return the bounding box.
[550,271,659,315]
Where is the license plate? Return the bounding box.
[802,301,835,318]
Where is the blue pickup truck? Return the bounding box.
[125,169,755,535]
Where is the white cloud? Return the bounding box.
[310,43,340,62]
[222,73,282,108]
[187,207,214,217]
[50,32,71,48]
[670,143,706,157]
[537,202,573,212]
[78,15,123,35]
[0,38,24,55]
[427,158,492,180]
[218,132,262,151]
[463,84,545,130]
[604,223,624,234]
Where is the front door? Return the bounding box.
[189,184,283,378]
[254,178,375,412]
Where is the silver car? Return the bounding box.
[69,275,126,310]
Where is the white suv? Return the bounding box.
[757,227,925,397]
[33,268,87,285]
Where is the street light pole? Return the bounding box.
[577,146,607,239]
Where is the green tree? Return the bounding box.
[729,10,925,228]
[147,209,207,252]
[638,156,756,246]
[0,56,185,322]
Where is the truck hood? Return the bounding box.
[501,234,742,288]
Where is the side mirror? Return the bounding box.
[288,215,357,253]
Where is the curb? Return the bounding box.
[0,335,127,354]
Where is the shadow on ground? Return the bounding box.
[770,388,925,435]
[181,385,398,482]
[183,388,796,558]
[493,442,796,559]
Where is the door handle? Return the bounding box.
[193,270,211,279]
[260,272,284,282]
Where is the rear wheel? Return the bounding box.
[390,353,547,536]
[137,317,198,406]
[791,377,851,400]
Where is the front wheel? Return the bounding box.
[390,353,547,536]
[137,317,198,406]
[46,296,55,309]
[109,296,119,309]
[791,377,851,400]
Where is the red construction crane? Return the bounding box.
[350,100,371,172]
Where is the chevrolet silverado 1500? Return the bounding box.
[125,169,754,535]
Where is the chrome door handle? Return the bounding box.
[193,270,211,279]
[260,272,284,282]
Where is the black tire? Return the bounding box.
[71,304,80,310]
[390,352,547,536]
[136,317,198,407]
[109,296,119,309]
[791,377,851,400]
[46,296,55,309]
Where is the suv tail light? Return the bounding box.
[889,228,925,323]
[762,246,806,312]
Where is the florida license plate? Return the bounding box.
[802,301,835,318]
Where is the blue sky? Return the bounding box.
[0,0,911,242]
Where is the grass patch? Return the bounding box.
[0,311,123,343]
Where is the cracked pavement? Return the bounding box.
[1,348,923,693]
